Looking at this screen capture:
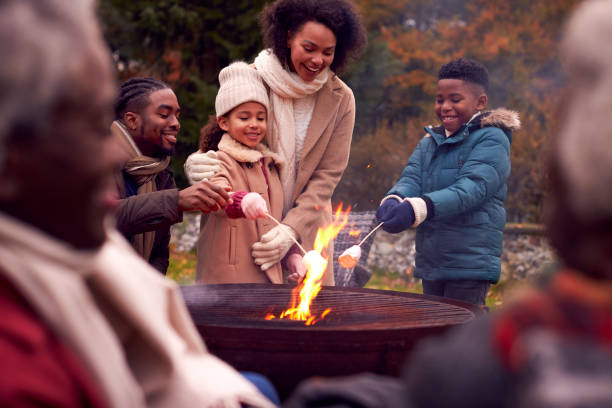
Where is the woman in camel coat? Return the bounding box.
[186,0,367,284]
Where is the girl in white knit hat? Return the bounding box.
[195,61,303,284]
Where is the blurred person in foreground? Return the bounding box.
[0,0,275,407]
[284,1,612,407]
[111,77,231,275]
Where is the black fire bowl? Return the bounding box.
[180,283,482,399]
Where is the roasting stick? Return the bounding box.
[338,222,384,285]
[357,222,384,247]
[264,212,307,255]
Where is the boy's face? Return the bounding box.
[435,79,487,134]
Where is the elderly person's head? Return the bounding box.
[0,0,120,249]
[547,0,612,280]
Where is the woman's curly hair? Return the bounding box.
[259,0,367,74]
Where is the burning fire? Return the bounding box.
[267,204,350,325]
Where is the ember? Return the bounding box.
[348,229,361,237]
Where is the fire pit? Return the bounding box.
[180,283,481,399]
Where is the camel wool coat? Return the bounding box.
[281,75,356,285]
[196,135,285,284]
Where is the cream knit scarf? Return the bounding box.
[111,120,171,261]
[0,212,274,408]
[254,49,328,214]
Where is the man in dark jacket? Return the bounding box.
[112,78,228,274]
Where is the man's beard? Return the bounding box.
[138,123,175,158]
[154,144,175,158]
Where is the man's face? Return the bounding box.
[132,89,180,158]
[0,48,123,249]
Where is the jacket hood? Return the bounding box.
[479,108,521,132]
[428,108,520,142]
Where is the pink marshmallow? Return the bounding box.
[241,192,268,220]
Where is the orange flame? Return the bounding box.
[270,204,350,325]
[348,228,361,238]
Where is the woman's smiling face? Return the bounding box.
[287,21,336,82]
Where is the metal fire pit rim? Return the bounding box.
[183,282,485,314]
[192,319,465,332]
[180,283,482,332]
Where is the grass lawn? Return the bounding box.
[167,247,506,310]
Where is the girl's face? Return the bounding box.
[287,21,336,82]
[218,101,267,147]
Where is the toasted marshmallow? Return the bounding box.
[302,250,327,274]
[338,245,361,269]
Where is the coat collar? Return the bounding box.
[218,133,284,167]
[300,75,344,160]
[425,108,521,145]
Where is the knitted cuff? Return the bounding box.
[403,197,428,227]
[225,190,247,218]
[421,195,435,219]
[380,194,403,205]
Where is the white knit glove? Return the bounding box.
[184,150,221,185]
[241,192,268,220]
[251,224,297,271]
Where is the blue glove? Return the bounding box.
[376,198,401,223]
[380,201,415,233]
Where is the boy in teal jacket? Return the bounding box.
[376,58,520,305]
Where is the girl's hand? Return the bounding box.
[286,253,306,285]
[241,192,268,220]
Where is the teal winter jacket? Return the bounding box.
[386,109,520,283]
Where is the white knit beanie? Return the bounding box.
[215,61,269,118]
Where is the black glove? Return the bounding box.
[380,201,415,233]
[376,198,400,223]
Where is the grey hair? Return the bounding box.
[0,0,100,166]
[558,0,612,222]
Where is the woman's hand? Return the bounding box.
[184,150,221,184]
[251,224,297,271]
[285,253,306,284]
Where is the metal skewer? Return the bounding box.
[357,222,384,247]
[265,213,307,255]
